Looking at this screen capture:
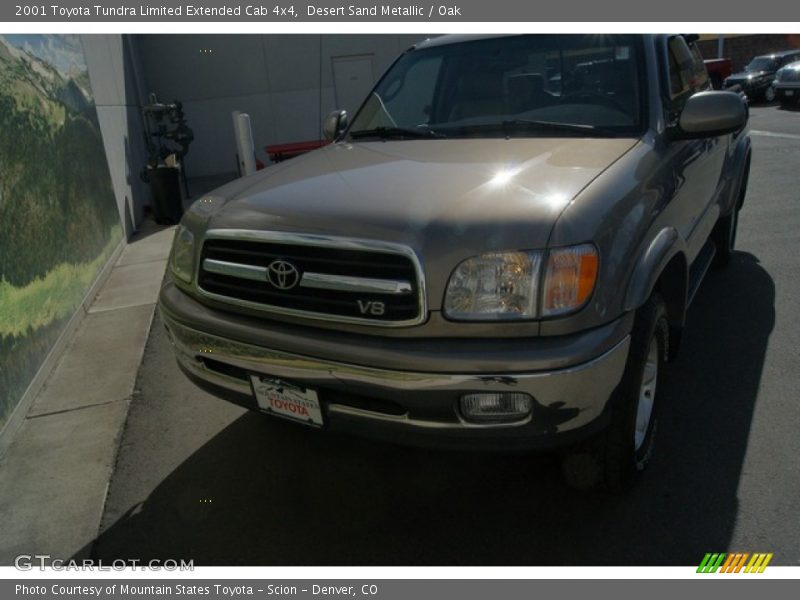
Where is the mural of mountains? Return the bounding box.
[0,35,121,430]
[0,35,92,128]
[1,34,91,92]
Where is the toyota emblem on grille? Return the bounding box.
[266,259,300,290]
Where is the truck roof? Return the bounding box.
[412,34,514,50]
[754,49,800,60]
[412,33,665,52]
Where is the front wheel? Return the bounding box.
[763,85,776,103]
[561,294,668,491]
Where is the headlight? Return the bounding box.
[541,244,598,317]
[170,225,195,284]
[443,244,598,321]
[443,251,541,320]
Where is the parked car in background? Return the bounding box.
[160,34,750,491]
[724,49,800,102]
[704,58,732,89]
[774,60,800,108]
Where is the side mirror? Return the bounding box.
[323,110,348,141]
[675,91,747,139]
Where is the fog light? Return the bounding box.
[460,392,533,423]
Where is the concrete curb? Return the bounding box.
[0,222,174,563]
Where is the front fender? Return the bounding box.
[722,133,751,215]
[623,226,688,313]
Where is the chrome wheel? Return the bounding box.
[634,337,658,450]
[562,294,667,491]
[765,85,776,103]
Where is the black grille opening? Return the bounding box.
[198,238,421,323]
[321,389,407,417]
[201,357,249,381]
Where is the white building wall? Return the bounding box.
[135,34,431,178]
[81,34,150,238]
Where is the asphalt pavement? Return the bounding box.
[88,105,800,566]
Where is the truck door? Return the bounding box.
[663,36,728,264]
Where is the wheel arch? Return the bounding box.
[736,145,752,212]
[623,228,688,361]
[726,135,752,215]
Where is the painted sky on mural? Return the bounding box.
[2,34,87,78]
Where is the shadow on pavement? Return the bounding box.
[82,252,774,565]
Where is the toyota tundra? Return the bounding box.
[159,34,751,490]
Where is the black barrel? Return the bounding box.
[145,166,183,225]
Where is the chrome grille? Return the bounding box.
[196,230,425,326]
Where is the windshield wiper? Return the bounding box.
[501,119,619,137]
[349,126,446,140]
[454,119,618,137]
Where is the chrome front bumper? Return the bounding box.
[160,305,631,451]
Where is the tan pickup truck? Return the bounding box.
[159,34,751,490]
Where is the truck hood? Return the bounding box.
[727,69,772,83]
[206,137,638,260]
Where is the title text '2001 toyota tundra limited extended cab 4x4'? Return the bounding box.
[159,34,751,490]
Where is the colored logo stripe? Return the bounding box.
[720,553,749,573]
[697,553,725,573]
[745,553,773,573]
[697,552,773,573]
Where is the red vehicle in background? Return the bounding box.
[704,58,733,89]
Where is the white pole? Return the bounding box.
[232,111,257,176]
[231,110,242,175]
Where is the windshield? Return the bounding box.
[347,35,645,140]
[776,62,800,81]
[746,57,777,72]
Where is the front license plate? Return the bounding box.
[250,375,323,427]
[786,90,794,96]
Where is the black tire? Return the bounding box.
[763,84,776,103]
[561,294,668,492]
